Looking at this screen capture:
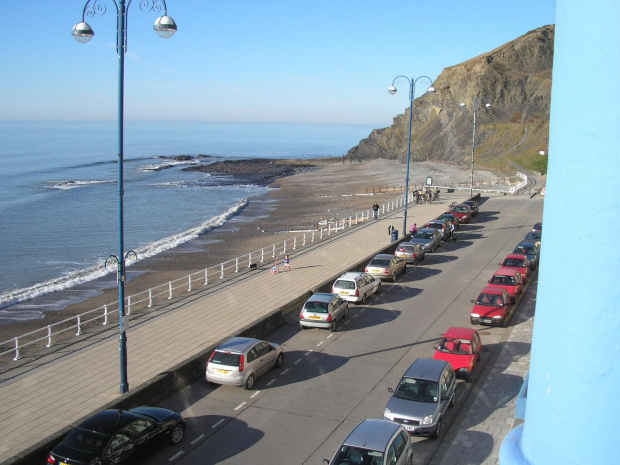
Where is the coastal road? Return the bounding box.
[145,195,543,465]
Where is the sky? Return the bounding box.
[1,1,556,127]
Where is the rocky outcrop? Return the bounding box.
[348,25,554,172]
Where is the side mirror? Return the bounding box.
[471,299,476,304]
[388,387,394,393]
[323,460,330,465]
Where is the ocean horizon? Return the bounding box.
[0,121,376,323]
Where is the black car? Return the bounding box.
[48,407,185,464]
[463,200,479,217]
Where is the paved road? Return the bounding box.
[141,195,543,465]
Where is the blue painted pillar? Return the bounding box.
[500,1,620,464]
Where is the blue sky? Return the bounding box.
[1,1,556,127]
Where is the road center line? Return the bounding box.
[211,419,225,429]
[169,451,184,461]
[280,368,290,375]
[304,350,314,355]
[251,391,261,398]
[327,334,333,339]
[267,379,276,386]
[294,358,302,364]
[191,434,205,444]
[234,402,247,411]
[317,341,324,346]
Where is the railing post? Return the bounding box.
[328,223,331,236]
[148,290,153,308]
[76,314,82,336]
[303,233,306,246]
[383,204,386,214]
[355,214,358,224]
[169,282,173,299]
[235,257,239,273]
[272,244,276,258]
[204,269,209,285]
[220,263,224,279]
[103,304,109,325]
[320,227,323,239]
[349,216,352,226]
[284,240,287,254]
[13,337,20,361]
[293,237,297,249]
[46,325,52,348]
[261,248,265,262]
[188,275,192,291]
[127,296,131,315]
[312,230,315,242]
[248,253,252,267]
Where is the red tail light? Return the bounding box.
[384,269,390,274]
[331,287,334,293]
[355,289,359,296]
[47,456,56,464]
[325,314,333,322]
[208,351,216,361]
[364,267,368,272]
[239,355,245,372]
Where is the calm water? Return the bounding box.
[0,121,374,321]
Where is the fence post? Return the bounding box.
[272,244,276,258]
[284,240,287,254]
[76,315,82,336]
[320,227,323,239]
[220,263,224,279]
[261,248,265,263]
[248,253,252,267]
[355,214,358,225]
[13,337,20,361]
[204,269,209,285]
[188,275,192,291]
[235,257,239,273]
[148,290,153,308]
[103,305,109,325]
[46,325,52,348]
[293,237,297,249]
[169,282,173,299]
[328,223,331,236]
[383,204,386,214]
[127,296,131,315]
[303,233,306,246]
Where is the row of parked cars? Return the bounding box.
[470,222,542,327]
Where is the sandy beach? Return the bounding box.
[0,159,509,351]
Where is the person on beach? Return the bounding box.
[283,255,291,271]
[372,202,379,219]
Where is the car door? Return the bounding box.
[331,295,345,320]
[439,369,452,416]
[387,430,411,465]
[254,342,276,376]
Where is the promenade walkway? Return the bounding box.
[0,194,468,463]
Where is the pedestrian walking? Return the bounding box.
[372,202,379,219]
[283,254,291,271]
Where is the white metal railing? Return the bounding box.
[509,172,528,195]
[1,192,411,361]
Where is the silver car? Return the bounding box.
[409,228,442,252]
[384,358,456,438]
[299,292,349,331]
[365,254,407,282]
[332,272,381,304]
[394,242,425,265]
[206,337,283,390]
[323,419,413,465]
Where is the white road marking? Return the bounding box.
[211,419,225,429]
[304,350,314,355]
[345,320,351,325]
[327,334,333,339]
[317,341,324,346]
[169,451,184,461]
[294,358,302,365]
[360,308,366,312]
[267,379,276,386]
[191,434,205,444]
[281,368,290,375]
[234,402,247,411]
[353,314,359,318]
[251,391,261,398]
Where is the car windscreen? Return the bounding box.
[210,352,241,366]
[303,301,329,313]
[490,275,515,285]
[454,207,468,213]
[393,377,439,403]
[369,259,391,267]
[62,427,109,455]
[437,338,472,354]
[476,293,504,306]
[413,232,432,239]
[333,280,355,290]
[332,446,384,465]
[503,258,524,267]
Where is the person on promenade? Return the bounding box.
[283,255,291,271]
[410,223,418,235]
[372,202,380,219]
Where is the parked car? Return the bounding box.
[47,407,185,465]
[524,231,542,243]
[409,228,442,253]
[426,219,452,241]
[532,222,543,234]
[206,336,284,389]
[470,285,513,327]
[384,358,456,438]
[449,204,472,224]
[365,254,407,282]
[463,200,479,217]
[512,240,541,270]
[433,327,482,381]
[394,241,426,265]
[500,253,531,283]
[299,292,349,331]
[438,212,460,229]
[332,271,381,304]
[488,268,523,303]
[323,419,413,465]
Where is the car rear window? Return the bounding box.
[504,258,524,267]
[304,301,329,313]
[369,258,390,267]
[490,275,516,285]
[211,352,241,366]
[414,231,432,239]
[63,428,109,454]
[334,279,355,290]
[399,245,414,252]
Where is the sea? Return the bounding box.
[0,121,375,324]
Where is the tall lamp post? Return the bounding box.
[388,76,435,234]
[72,0,177,394]
[460,97,491,197]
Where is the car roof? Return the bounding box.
[505,253,527,259]
[481,284,508,295]
[337,271,366,280]
[343,419,401,450]
[428,219,445,224]
[308,292,336,303]
[216,336,261,353]
[372,254,395,259]
[495,267,520,277]
[516,240,538,247]
[442,326,477,339]
[403,358,449,381]
[78,409,143,436]
[417,228,436,233]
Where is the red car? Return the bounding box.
[433,327,482,381]
[499,253,531,283]
[450,204,472,224]
[470,285,513,327]
[488,268,523,303]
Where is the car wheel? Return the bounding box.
[467,365,475,383]
[330,320,338,332]
[344,305,349,317]
[275,353,284,369]
[361,293,367,304]
[376,282,382,293]
[299,322,305,330]
[169,423,185,445]
[244,374,256,390]
[402,264,407,274]
[391,273,396,282]
[431,418,441,439]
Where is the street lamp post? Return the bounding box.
[72,0,177,394]
[460,97,491,197]
[388,76,435,235]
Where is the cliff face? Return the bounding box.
[348,25,554,173]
